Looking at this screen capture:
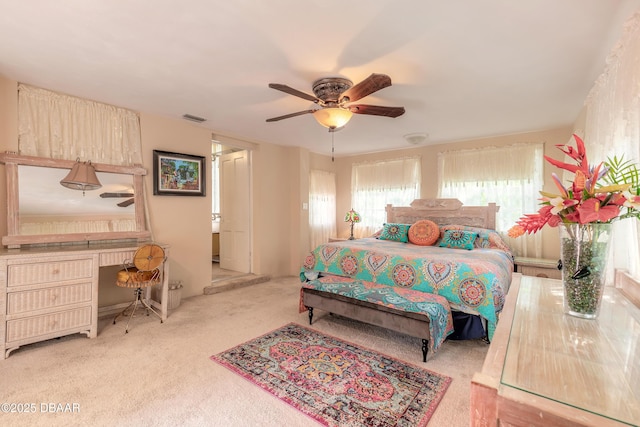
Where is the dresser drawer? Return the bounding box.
[6,306,92,343]
[7,258,94,287]
[99,250,135,267]
[7,282,92,315]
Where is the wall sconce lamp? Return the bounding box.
[344,209,361,240]
[313,108,353,130]
[60,158,102,195]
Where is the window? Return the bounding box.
[351,157,421,237]
[438,143,544,256]
[584,12,640,281]
[309,170,336,249]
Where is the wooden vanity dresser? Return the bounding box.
[0,153,167,359]
[0,241,169,359]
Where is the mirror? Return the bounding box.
[1,153,151,247]
[19,166,136,235]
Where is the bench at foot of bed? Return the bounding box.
[300,278,453,362]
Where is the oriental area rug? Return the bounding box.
[210,323,451,426]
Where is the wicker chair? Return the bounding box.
[113,244,166,333]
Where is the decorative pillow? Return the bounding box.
[438,229,478,250]
[441,224,512,253]
[408,220,440,246]
[378,223,411,243]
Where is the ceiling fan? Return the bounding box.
[100,192,134,207]
[266,73,405,130]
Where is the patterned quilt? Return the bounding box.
[300,230,513,340]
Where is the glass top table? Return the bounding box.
[501,278,640,426]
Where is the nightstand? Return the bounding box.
[514,256,562,279]
[328,237,348,242]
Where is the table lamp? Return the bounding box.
[344,209,361,240]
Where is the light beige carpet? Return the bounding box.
[0,276,489,426]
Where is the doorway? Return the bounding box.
[211,141,252,279]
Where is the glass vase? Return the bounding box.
[558,223,612,319]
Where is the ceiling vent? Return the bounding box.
[182,114,207,123]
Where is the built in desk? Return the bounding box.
[0,241,169,359]
[471,274,640,427]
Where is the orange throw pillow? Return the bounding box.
[408,220,439,246]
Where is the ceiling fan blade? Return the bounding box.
[100,192,134,198]
[117,198,135,207]
[268,83,319,102]
[340,73,392,103]
[349,104,405,118]
[266,109,316,122]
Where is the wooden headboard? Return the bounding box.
[385,198,499,230]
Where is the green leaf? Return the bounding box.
[602,155,639,188]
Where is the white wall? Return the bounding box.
[138,112,213,299]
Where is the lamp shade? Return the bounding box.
[313,108,353,129]
[60,159,102,193]
[344,209,361,223]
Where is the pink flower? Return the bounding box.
[509,134,640,237]
[576,198,620,224]
[544,134,589,175]
[513,205,555,234]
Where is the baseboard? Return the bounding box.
[98,302,132,318]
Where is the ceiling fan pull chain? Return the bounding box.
[331,130,335,162]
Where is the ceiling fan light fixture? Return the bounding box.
[60,158,102,195]
[313,108,353,129]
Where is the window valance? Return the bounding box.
[18,84,142,165]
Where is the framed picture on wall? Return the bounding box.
[153,150,206,196]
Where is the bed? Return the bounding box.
[299,199,514,355]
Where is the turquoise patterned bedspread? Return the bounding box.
[300,274,454,353]
[300,234,513,340]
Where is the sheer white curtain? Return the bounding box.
[351,157,421,237]
[438,143,544,257]
[309,170,336,249]
[18,84,142,165]
[584,11,640,280]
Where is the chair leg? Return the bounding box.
[139,295,163,323]
[113,288,162,333]
[113,298,137,329]
[122,291,142,334]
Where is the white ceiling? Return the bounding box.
[1,1,639,157]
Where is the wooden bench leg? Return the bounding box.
[422,339,429,362]
[307,307,314,325]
